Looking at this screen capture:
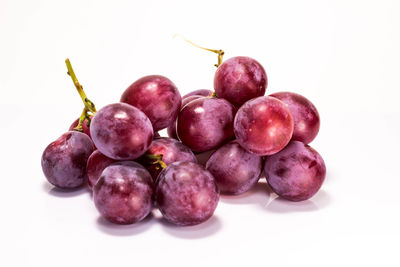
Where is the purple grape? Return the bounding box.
[93,164,153,224]
[234,96,294,156]
[182,89,212,99]
[86,150,116,189]
[167,95,204,139]
[42,131,94,189]
[270,92,320,144]
[177,97,235,152]
[120,75,181,131]
[139,137,197,181]
[154,132,161,139]
[155,161,219,226]
[214,56,267,107]
[90,103,153,160]
[206,141,262,195]
[264,141,326,201]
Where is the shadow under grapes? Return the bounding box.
[220,181,271,206]
[43,181,90,198]
[96,212,155,236]
[159,215,222,239]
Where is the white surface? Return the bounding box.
[1,0,399,266]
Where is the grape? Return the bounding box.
[69,117,92,137]
[214,56,267,107]
[177,97,235,152]
[264,141,326,201]
[120,75,181,131]
[206,141,262,195]
[270,92,320,144]
[182,89,212,98]
[139,137,197,181]
[155,161,219,226]
[154,132,160,139]
[42,131,94,189]
[94,164,153,224]
[234,96,294,155]
[86,150,116,189]
[167,95,203,139]
[90,103,153,160]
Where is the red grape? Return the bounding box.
[177,97,235,152]
[90,103,153,160]
[167,95,204,139]
[94,164,153,224]
[182,89,212,98]
[264,141,326,201]
[42,131,94,189]
[86,150,116,189]
[120,75,181,131]
[206,141,262,195]
[270,92,320,144]
[155,161,219,226]
[234,96,294,155]
[139,137,197,181]
[214,56,267,107]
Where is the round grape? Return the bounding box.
[86,150,116,189]
[206,141,262,195]
[234,96,294,155]
[93,164,153,224]
[155,161,219,226]
[214,56,267,107]
[90,103,153,160]
[264,141,326,201]
[42,131,94,189]
[120,75,181,131]
[177,97,235,152]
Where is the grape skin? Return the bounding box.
[167,95,203,139]
[270,92,320,144]
[139,137,197,181]
[206,141,262,195]
[155,162,219,226]
[177,97,235,152]
[90,103,153,160]
[69,117,92,137]
[42,131,94,189]
[182,89,212,99]
[120,75,181,131]
[234,96,294,156]
[86,150,116,189]
[264,141,326,201]
[214,56,267,107]
[94,164,153,224]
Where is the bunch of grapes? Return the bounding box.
[42,42,326,226]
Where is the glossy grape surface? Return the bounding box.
[182,89,212,99]
[177,97,235,152]
[214,56,267,107]
[42,131,94,189]
[264,141,326,201]
[120,75,181,131]
[206,141,262,195]
[167,95,203,139]
[234,96,294,155]
[86,150,116,189]
[140,137,197,181]
[90,103,153,160]
[94,164,153,224]
[155,161,219,226]
[270,92,320,144]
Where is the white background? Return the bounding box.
[1,0,399,266]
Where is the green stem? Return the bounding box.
[143,154,167,170]
[65,58,97,114]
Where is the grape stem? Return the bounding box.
[143,154,167,170]
[65,58,97,132]
[173,34,224,67]
[65,58,97,114]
